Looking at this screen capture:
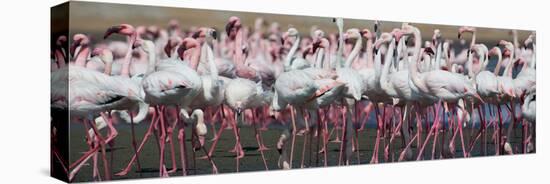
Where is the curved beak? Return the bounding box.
[211,29,218,39]
[177,43,187,60]
[132,41,141,50]
[225,21,235,37]
[164,40,172,58]
[191,30,201,39]
[104,25,122,39]
[69,39,81,58]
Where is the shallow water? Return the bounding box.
[68,115,531,182]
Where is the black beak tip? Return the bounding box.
[212,30,218,39]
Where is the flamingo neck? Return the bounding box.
[470,31,476,48]
[336,29,344,68]
[146,49,156,74]
[121,34,137,77]
[314,47,325,68]
[373,47,382,82]
[503,49,515,77]
[74,46,89,67]
[344,37,362,68]
[380,39,396,91]
[234,28,244,65]
[189,46,201,71]
[284,36,300,70]
[493,52,503,75]
[54,49,66,68]
[203,43,218,78]
[104,61,113,75]
[466,51,475,78]
[366,38,374,68]
[434,41,443,70]
[530,44,536,68]
[408,28,430,94]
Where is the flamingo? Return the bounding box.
[400,24,483,160]
[66,33,146,181]
[521,92,535,153]
[224,16,272,171]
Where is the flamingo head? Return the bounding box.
[423,47,435,56]
[524,33,536,47]
[133,39,155,54]
[91,47,113,64]
[312,29,325,43]
[164,36,182,58]
[432,29,441,45]
[374,32,393,50]
[104,24,135,39]
[146,25,160,39]
[168,19,180,31]
[70,34,90,58]
[225,16,242,40]
[360,29,373,40]
[56,35,67,47]
[136,25,147,38]
[282,28,299,46]
[498,40,514,54]
[177,37,200,60]
[458,26,476,39]
[343,28,361,43]
[332,18,344,32]
[489,46,502,57]
[192,27,218,43]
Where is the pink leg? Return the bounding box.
[252,110,269,170]
[399,133,419,161]
[70,115,118,181]
[370,104,382,164]
[177,116,188,176]
[338,105,346,165]
[129,112,142,172]
[167,126,178,174]
[416,100,443,160]
[115,109,158,176]
[157,107,168,177]
[496,105,503,155]
[289,106,297,169]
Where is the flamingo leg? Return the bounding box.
[115,109,159,176]
[167,125,178,174]
[98,113,112,180]
[129,112,142,172]
[496,105,503,155]
[253,109,269,151]
[320,108,329,167]
[314,110,321,167]
[252,110,269,170]
[468,105,486,156]
[177,109,188,176]
[416,100,443,160]
[289,106,297,168]
[370,103,382,164]
[69,115,117,181]
[157,106,168,177]
[234,112,244,172]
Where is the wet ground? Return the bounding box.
[69,118,530,182]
